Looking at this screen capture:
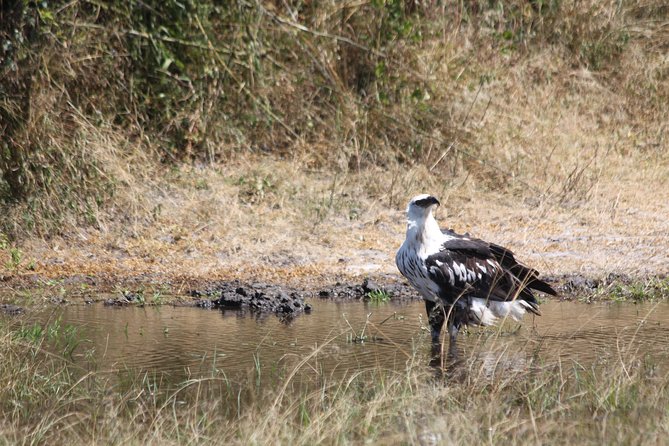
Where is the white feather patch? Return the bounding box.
[452,262,462,278]
[470,299,532,326]
[488,300,530,322]
[446,267,455,285]
[458,263,467,281]
[470,298,497,326]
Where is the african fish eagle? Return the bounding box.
[396,194,557,351]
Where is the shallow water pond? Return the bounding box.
[26,299,669,381]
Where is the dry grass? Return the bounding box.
[2,6,669,444]
[1,1,668,287]
[6,137,668,291]
[2,142,668,296]
[1,313,669,445]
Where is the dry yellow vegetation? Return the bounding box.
[1,4,669,444]
[1,1,668,289]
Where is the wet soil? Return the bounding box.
[184,277,417,317]
[0,304,24,315]
[0,275,432,317]
[189,280,313,315]
[1,270,667,319]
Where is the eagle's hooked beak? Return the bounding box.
[415,196,440,208]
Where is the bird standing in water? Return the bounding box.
[396,194,557,355]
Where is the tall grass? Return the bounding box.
[1,316,668,445]
[1,1,668,237]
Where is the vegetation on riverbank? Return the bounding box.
[0,2,667,298]
[1,315,668,445]
[2,0,668,237]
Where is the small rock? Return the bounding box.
[195,299,214,309]
[121,291,143,302]
[563,275,600,293]
[214,291,246,308]
[0,304,24,315]
[362,278,382,294]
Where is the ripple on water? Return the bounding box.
[28,299,669,382]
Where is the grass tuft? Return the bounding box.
[366,289,391,303]
[1,316,669,444]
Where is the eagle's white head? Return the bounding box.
[404,194,443,247]
[406,194,440,221]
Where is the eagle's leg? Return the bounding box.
[446,300,469,358]
[445,320,463,361]
[448,322,459,346]
[424,300,445,346]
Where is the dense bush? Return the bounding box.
[0,1,666,235]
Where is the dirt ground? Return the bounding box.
[2,1,668,309]
[3,157,667,303]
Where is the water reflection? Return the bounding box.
[432,300,669,381]
[31,300,427,382]
[28,299,669,382]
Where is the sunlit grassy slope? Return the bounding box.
[1,1,668,283]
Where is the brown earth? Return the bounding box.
[2,155,667,304]
[3,23,669,300]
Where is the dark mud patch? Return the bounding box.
[187,277,419,316]
[0,303,24,315]
[190,281,312,316]
[552,273,669,302]
[315,277,418,302]
[184,277,420,318]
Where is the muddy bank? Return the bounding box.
[186,278,417,317]
[190,281,312,316]
[0,276,421,317]
[180,273,669,317]
[551,273,669,302]
[1,272,667,318]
